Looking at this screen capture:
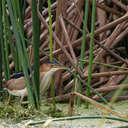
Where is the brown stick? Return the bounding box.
[64,80,73,92]
[68,93,75,116]
[48,93,72,102]
[38,12,75,66]
[111,0,128,11]
[63,16,83,33]
[93,84,128,93]
[94,39,128,65]
[111,27,128,48]
[94,13,128,35]
[83,70,128,78]
[59,16,77,63]
[38,12,85,78]
[73,92,128,119]
[40,13,128,63]
[95,95,128,102]
[90,0,123,16]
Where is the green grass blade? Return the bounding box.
[31,0,40,108]
[13,0,29,66]
[48,0,56,109]
[0,1,2,89]
[67,70,108,104]
[80,0,89,68]
[86,0,96,107]
[21,0,27,19]
[13,0,40,108]
[2,0,10,80]
[81,59,128,70]
[77,0,90,105]
[6,0,35,106]
[10,0,22,71]
[28,115,128,125]
[5,7,19,72]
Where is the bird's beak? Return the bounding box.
[52,65,69,70]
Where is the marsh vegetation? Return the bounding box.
[0,0,128,127]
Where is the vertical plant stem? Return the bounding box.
[0,1,2,89]
[2,0,10,80]
[6,0,35,106]
[68,61,79,115]
[6,13,19,72]
[31,0,40,108]
[80,0,89,68]
[86,0,96,107]
[21,0,27,19]
[11,0,22,71]
[13,0,40,108]
[37,0,43,104]
[73,61,79,91]
[13,0,28,67]
[48,0,53,61]
[77,0,90,105]
[15,0,42,109]
[67,69,108,104]
[15,0,24,35]
[48,0,56,109]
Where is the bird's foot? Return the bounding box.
[21,101,29,104]
[7,94,11,105]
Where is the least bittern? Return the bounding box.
[3,62,67,104]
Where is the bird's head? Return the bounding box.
[39,62,68,94]
[40,62,68,73]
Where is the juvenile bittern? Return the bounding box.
[3,62,67,104]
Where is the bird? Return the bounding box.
[39,62,67,94]
[3,62,67,104]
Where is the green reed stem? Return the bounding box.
[78,76,108,104]
[6,0,35,106]
[11,0,22,71]
[109,76,128,107]
[31,0,40,108]
[48,0,56,109]
[72,61,79,91]
[86,0,96,107]
[2,0,10,80]
[67,70,108,104]
[81,59,128,70]
[80,0,89,68]
[13,0,38,106]
[13,0,39,108]
[77,0,90,105]
[21,0,27,19]
[15,0,24,34]
[26,39,60,64]
[6,9,19,72]
[72,61,79,105]
[28,115,128,125]
[48,0,53,62]
[0,1,2,89]
[13,0,28,66]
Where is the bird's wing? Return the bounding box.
[40,71,51,94]
[40,72,45,80]
[10,72,24,79]
[7,77,27,90]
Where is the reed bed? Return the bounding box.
[0,0,128,124]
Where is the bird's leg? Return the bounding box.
[20,95,24,102]
[20,95,29,104]
[7,94,11,104]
